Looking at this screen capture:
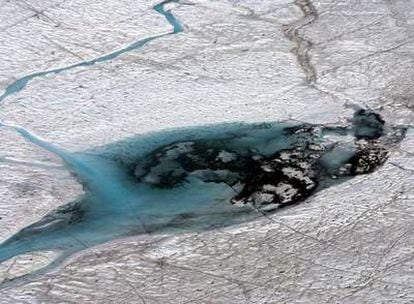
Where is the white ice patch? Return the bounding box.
[262,184,278,192]
[279,152,291,160]
[216,150,237,163]
[252,192,275,204]
[274,182,298,203]
[282,167,314,188]
[143,174,160,184]
[261,164,274,172]
[260,203,280,212]
[308,144,324,151]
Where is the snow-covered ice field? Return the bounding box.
[0,0,413,302]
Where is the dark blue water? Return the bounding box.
[0,109,405,286]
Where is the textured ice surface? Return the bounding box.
[0,0,413,302]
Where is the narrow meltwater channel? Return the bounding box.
[0,0,183,103]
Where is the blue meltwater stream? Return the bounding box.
[0,0,406,288]
[0,0,183,103]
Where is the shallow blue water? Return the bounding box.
[0,109,403,288]
[0,121,297,281]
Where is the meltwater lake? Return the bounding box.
[0,109,406,285]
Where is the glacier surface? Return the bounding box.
[0,0,413,302]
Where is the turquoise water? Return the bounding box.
[0,121,299,284]
[0,110,402,287]
[0,122,296,254]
